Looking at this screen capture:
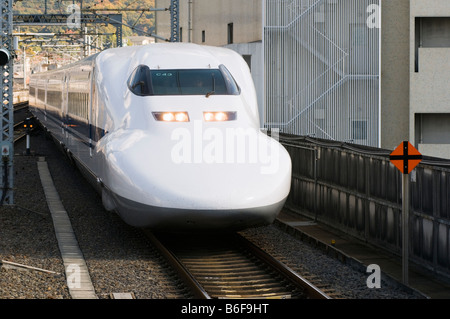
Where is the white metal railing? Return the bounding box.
[264,0,381,147]
[265,0,321,29]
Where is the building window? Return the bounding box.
[349,24,372,75]
[415,113,450,144]
[180,27,183,42]
[415,17,450,72]
[242,55,251,71]
[352,120,367,141]
[228,23,234,44]
[202,30,206,43]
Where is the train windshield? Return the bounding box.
[128,65,240,96]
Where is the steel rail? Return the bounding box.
[144,230,211,299]
[235,233,330,299]
[145,231,330,299]
[13,102,33,143]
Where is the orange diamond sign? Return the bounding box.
[389,141,422,174]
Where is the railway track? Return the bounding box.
[13,101,33,143]
[144,231,331,299]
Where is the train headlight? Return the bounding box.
[162,113,175,122]
[152,112,190,122]
[175,112,189,122]
[203,111,237,122]
[203,112,215,122]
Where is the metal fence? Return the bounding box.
[264,0,381,147]
[280,134,450,279]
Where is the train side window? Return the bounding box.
[128,65,153,96]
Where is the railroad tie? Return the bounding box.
[37,157,97,299]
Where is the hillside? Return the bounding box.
[13,0,157,39]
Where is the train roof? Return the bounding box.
[98,43,241,70]
[30,43,243,79]
[30,52,99,78]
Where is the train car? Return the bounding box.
[28,43,292,230]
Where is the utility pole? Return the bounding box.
[188,0,193,42]
[0,0,14,205]
[23,47,27,90]
[170,0,180,42]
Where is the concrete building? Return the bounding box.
[155,0,264,124]
[155,0,262,45]
[155,0,450,159]
[380,0,410,152]
[410,0,450,158]
[126,36,156,46]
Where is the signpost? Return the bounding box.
[389,141,422,285]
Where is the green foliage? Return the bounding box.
[13,0,157,46]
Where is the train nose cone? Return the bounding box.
[100,128,291,228]
[167,130,291,209]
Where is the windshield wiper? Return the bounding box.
[206,74,216,98]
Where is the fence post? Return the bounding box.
[365,156,370,241]
[402,173,410,285]
[314,146,319,221]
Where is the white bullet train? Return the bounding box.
[28,43,292,230]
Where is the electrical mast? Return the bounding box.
[0,0,14,205]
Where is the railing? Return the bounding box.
[265,0,321,28]
[264,0,381,147]
[280,134,450,280]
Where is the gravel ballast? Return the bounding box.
[1,129,187,299]
[0,128,422,299]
